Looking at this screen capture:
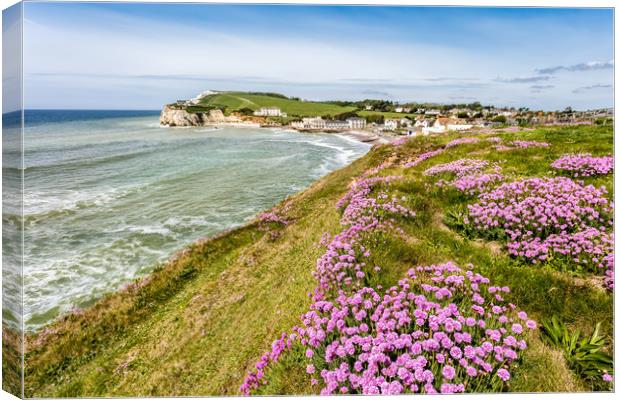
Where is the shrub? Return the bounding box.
[540,316,613,390]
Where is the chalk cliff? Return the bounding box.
[160,106,230,127]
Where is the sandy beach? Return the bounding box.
[200,121,393,145]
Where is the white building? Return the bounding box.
[384,119,399,131]
[414,119,430,128]
[325,120,350,130]
[291,117,327,130]
[425,109,441,116]
[254,107,286,117]
[399,118,412,128]
[346,117,367,130]
[429,118,473,132]
[395,106,412,113]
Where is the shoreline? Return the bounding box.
[26,122,376,334]
[162,120,395,145]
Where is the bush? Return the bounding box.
[540,316,613,390]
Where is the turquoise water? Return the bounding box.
[8,110,369,331]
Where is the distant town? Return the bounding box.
[166,91,614,136]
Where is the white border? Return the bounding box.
[0,2,617,400]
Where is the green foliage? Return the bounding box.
[237,107,255,116]
[364,114,385,124]
[184,105,219,114]
[332,110,360,120]
[244,92,289,99]
[595,118,613,126]
[541,316,613,389]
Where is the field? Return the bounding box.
[358,110,418,119]
[197,92,356,117]
[23,125,613,396]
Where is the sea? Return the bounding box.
[2,110,370,331]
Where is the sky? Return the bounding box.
[3,3,22,114]
[10,2,615,111]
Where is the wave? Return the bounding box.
[22,144,162,172]
[19,185,138,224]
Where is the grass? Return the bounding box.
[22,125,613,396]
[358,110,418,119]
[198,92,356,117]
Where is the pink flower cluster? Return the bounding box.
[508,140,550,149]
[551,154,614,177]
[294,262,535,395]
[241,174,416,395]
[494,145,514,152]
[424,159,493,178]
[450,173,505,196]
[467,177,614,288]
[393,137,410,146]
[311,175,415,299]
[507,227,613,269]
[239,332,294,393]
[446,137,480,148]
[258,212,288,225]
[493,140,550,152]
[403,148,446,168]
[362,161,392,178]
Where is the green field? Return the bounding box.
[198,92,356,117]
[23,125,613,396]
[358,110,418,119]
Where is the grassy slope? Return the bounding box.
[198,92,356,117]
[25,125,613,396]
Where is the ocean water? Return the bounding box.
[4,110,370,331]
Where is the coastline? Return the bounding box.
[25,120,372,334]
[163,120,394,145]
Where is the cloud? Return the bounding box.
[572,84,612,93]
[361,89,393,98]
[496,76,552,83]
[448,96,477,101]
[536,60,613,74]
[530,84,554,93]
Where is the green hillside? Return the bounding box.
[198,92,356,117]
[24,125,613,396]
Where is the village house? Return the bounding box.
[425,109,441,116]
[384,119,399,131]
[414,118,431,129]
[254,107,287,117]
[422,117,473,134]
[438,117,473,131]
[346,117,367,130]
[399,118,412,128]
[394,106,412,113]
[291,117,327,130]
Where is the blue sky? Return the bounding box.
[14,3,615,110]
